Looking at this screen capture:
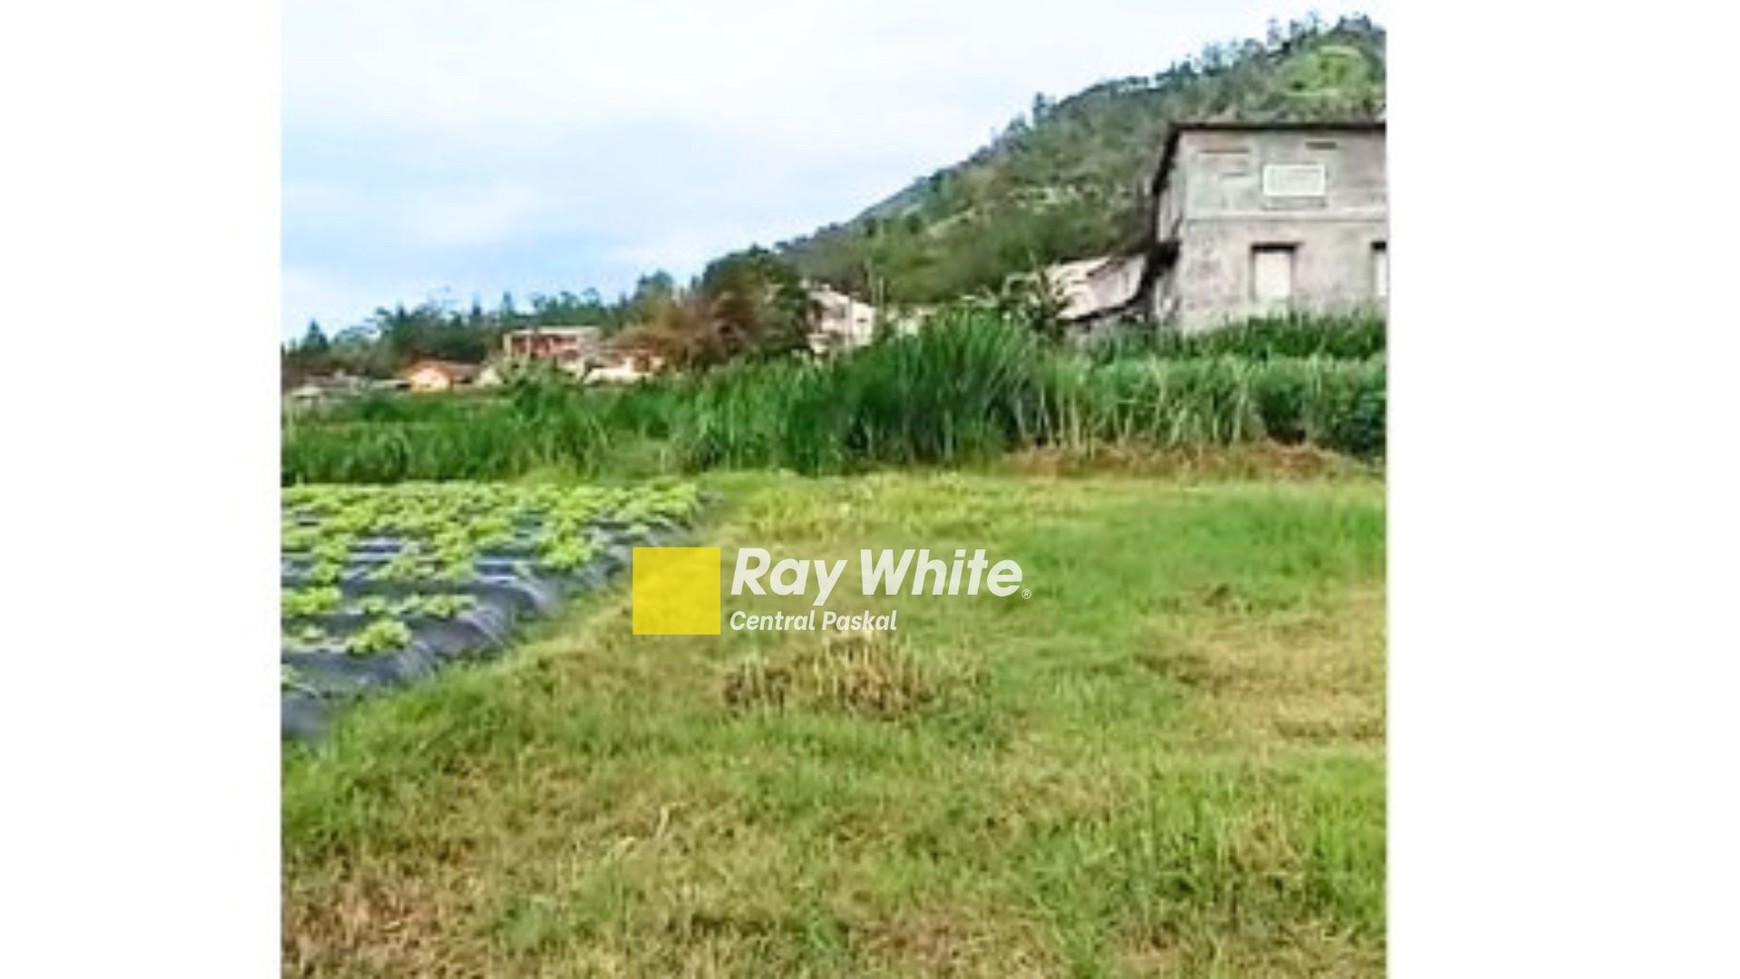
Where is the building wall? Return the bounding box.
[1152,127,1387,330]
[406,367,453,392]
[1082,256,1145,317]
[807,287,880,353]
[503,328,601,362]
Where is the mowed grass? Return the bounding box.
[283,471,1386,977]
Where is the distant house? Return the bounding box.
[801,286,932,354]
[807,286,878,354]
[1042,254,1148,333]
[584,341,666,385]
[1032,121,1387,337]
[403,360,483,393]
[282,373,373,406]
[1145,121,1388,329]
[285,383,332,406]
[502,326,603,368]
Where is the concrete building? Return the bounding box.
[1045,254,1147,332]
[502,327,603,367]
[806,286,878,354]
[1147,122,1387,330]
[402,359,483,393]
[584,341,665,385]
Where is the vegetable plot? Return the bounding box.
[280,480,702,738]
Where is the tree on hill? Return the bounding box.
[614,250,819,370]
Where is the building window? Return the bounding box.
[1372,242,1389,299]
[1251,245,1296,303]
[1262,163,1326,198]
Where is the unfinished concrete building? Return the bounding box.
[1147,122,1387,330]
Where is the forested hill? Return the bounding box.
[772,14,1385,304]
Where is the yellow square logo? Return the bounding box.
[632,547,721,635]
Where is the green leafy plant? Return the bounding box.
[538,539,595,573]
[281,524,321,552]
[345,618,413,657]
[375,549,424,583]
[280,664,318,694]
[405,593,477,619]
[304,560,344,586]
[283,586,343,618]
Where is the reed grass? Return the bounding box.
[283,313,1385,483]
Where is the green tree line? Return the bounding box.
[282,253,820,387]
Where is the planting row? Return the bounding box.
[281,481,702,739]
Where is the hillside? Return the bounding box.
[773,14,1386,305]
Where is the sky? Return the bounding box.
[283,1,1389,338]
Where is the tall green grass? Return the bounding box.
[1090,311,1386,362]
[283,312,1385,483]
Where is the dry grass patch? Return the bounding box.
[1005,442,1373,481]
[855,905,1062,977]
[1119,920,1385,978]
[1144,586,1385,750]
[283,863,490,978]
[722,632,981,720]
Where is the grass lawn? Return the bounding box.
[283,470,1386,977]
